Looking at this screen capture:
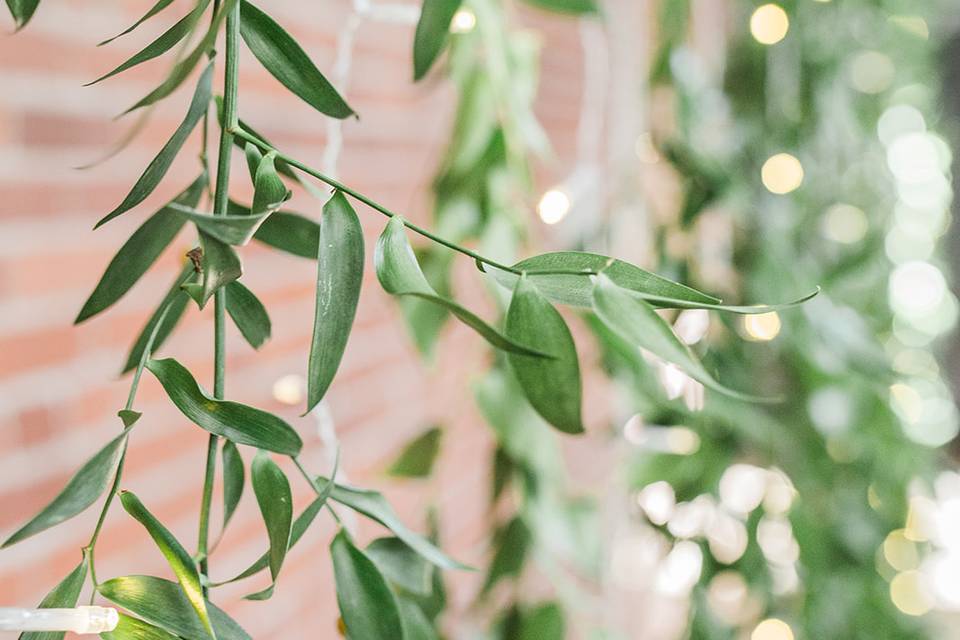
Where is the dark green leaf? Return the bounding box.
[102,614,180,640]
[491,447,513,505]
[251,151,290,215]
[5,0,40,30]
[173,208,272,246]
[3,429,130,547]
[482,517,531,594]
[320,477,471,571]
[122,265,193,373]
[252,210,319,258]
[226,116,302,185]
[146,357,302,455]
[376,217,545,357]
[225,281,271,349]
[398,598,438,640]
[366,537,433,596]
[505,276,583,434]
[19,557,87,640]
[519,0,597,14]
[330,530,404,640]
[119,492,214,639]
[86,1,210,85]
[239,1,355,119]
[98,576,251,640]
[246,451,293,600]
[387,426,442,479]
[221,440,245,533]
[181,231,242,308]
[119,409,143,427]
[98,0,176,46]
[412,0,463,81]
[76,175,205,323]
[488,251,720,309]
[517,602,564,640]
[307,191,364,412]
[96,61,214,228]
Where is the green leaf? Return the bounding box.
[398,598,438,640]
[98,576,251,640]
[146,358,302,455]
[76,175,205,323]
[5,0,41,30]
[376,217,545,357]
[366,537,433,596]
[3,429,130,547]
[86,1,210,85]
[243,142,263,184]
[181,231,242,309]
[320,477,471,571]
[102,614,180,640]
[306,191,364,412]
[591,273,769,401]
[119,492,215,640]
[19,557,87,640]
[330,530,404,640]
[251,151,291,214]
[96,61,214,228]
[387,426,442,479]
[252,210,319,258]
[122,265,193,373]
[488,251,720,309]
[412,0,463,81]
[98,0,176,46]
[517,602,565,640]
[519,0,597,14]
[482,516,531,594]
[245,451,293,600]
[238,1,355,119]
[221,440,245,533]
[505,276,584,434]
[225,281,271,349]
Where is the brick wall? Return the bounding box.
[0,1,584,637]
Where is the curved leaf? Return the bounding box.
[119,492,214,639]
[102,614,179,640]
[5,0,40,30]
[330,530,404,640]
[19,557,87,640]
[221,440,244,533]
[181,231,242,309]
[245,451,293,600]
[77,175,205,324]
[97,61,214,228]
[505,276,584,434]
[307,191,364,412]
[591,273,772,402]
[238,1,354,119]
[225,281,271,349]
[387,426,442,479]
[638,287,821,314]
[366,537,432,596]
[123,264,193,373]
[413,0,463,81]
[398,598,438,640]
[376,217,545,357]
[98,0,176,46]
[98,576,251,640]
[252,210,319,258]
[482,516,531,595]
[3,428,131,547]
[146,358,302,455]
[487,251,720,308]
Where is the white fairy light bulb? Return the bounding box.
[743,312,782,341]
[449,7,476,34]
[750,4,789,45]
[751,618,794,640]
[761,153,804,194]
[272,374,304,405]
[0,607,118,634]
[537,188,571,225]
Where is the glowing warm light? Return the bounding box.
[750,4,789,45]
[928,552,960,609]
[889,15,930,40]
[668,496,716,538]
[849,50,895,94]
[623,418,701,455]
[667,427,701,454]
[904,495,937,541]
[807,386,853,436]
[890,570,935,616]
[272,374,304,405]
[449,7,476,33]
[763,468,797,515]
[761,153,803,194]
[751,618,794,640]
[674,309,710,345]
[757,517,799,565]
[638,481,676,526]
[877,105,925,146]
[719,464,767,514]
[743,312,782,341]
[887,133,946,185]
[707,512,749,564]
[821,203,868,244]
[537,189,571,225]
[889,261,947,319]
[707,571,753,625]
[655,540,703,596]
[883,529,919,571]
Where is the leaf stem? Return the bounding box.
[231,128,524,275]
[292,456,342,525]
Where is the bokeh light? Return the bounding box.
[761,153,804,194]
[750,4,789,45]
[537,188,571,224]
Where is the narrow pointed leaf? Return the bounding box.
[98,0,175,46]
[3,428,130,547]
[592,273,771,402]
[252,210,319,258]
[76,175,205,323]
[225,281,271,349]
[387,426,442,479]
[331,530,404,640]
[19,557,87,640]
[244,143,262,184]
[366,537,433,596]
[181,231,242,308]
[224,115,303,185]
[119,492,215,640]
[146,358,302,455]
[488,251,720,308]
[637,287,821,314]
[505,276,584,434]
[97,61,214,228]
[520,0,597,14]
[246,451,293,600]
[98,576,251,640]
[5,0,40,30]
[221,440,244,533]
[482,516,531,594]
[413,0,463,81]
[102,614,179,640]
[122,265,193,373]
[376,217,545,357]
[517,602,565,640]
[86,1,210,86]
[238,1,355,119]
[307,191,364,412]
[319,477,471,570]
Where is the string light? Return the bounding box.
[821,203,868,244]
[751,618,794,640]
[750,4,790,46]
[537,188,571,225]
[742,312,782,341]
[890,570,935,616]
[761,153,804,194]
[272,374,304,405]
[449,7,476,34]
